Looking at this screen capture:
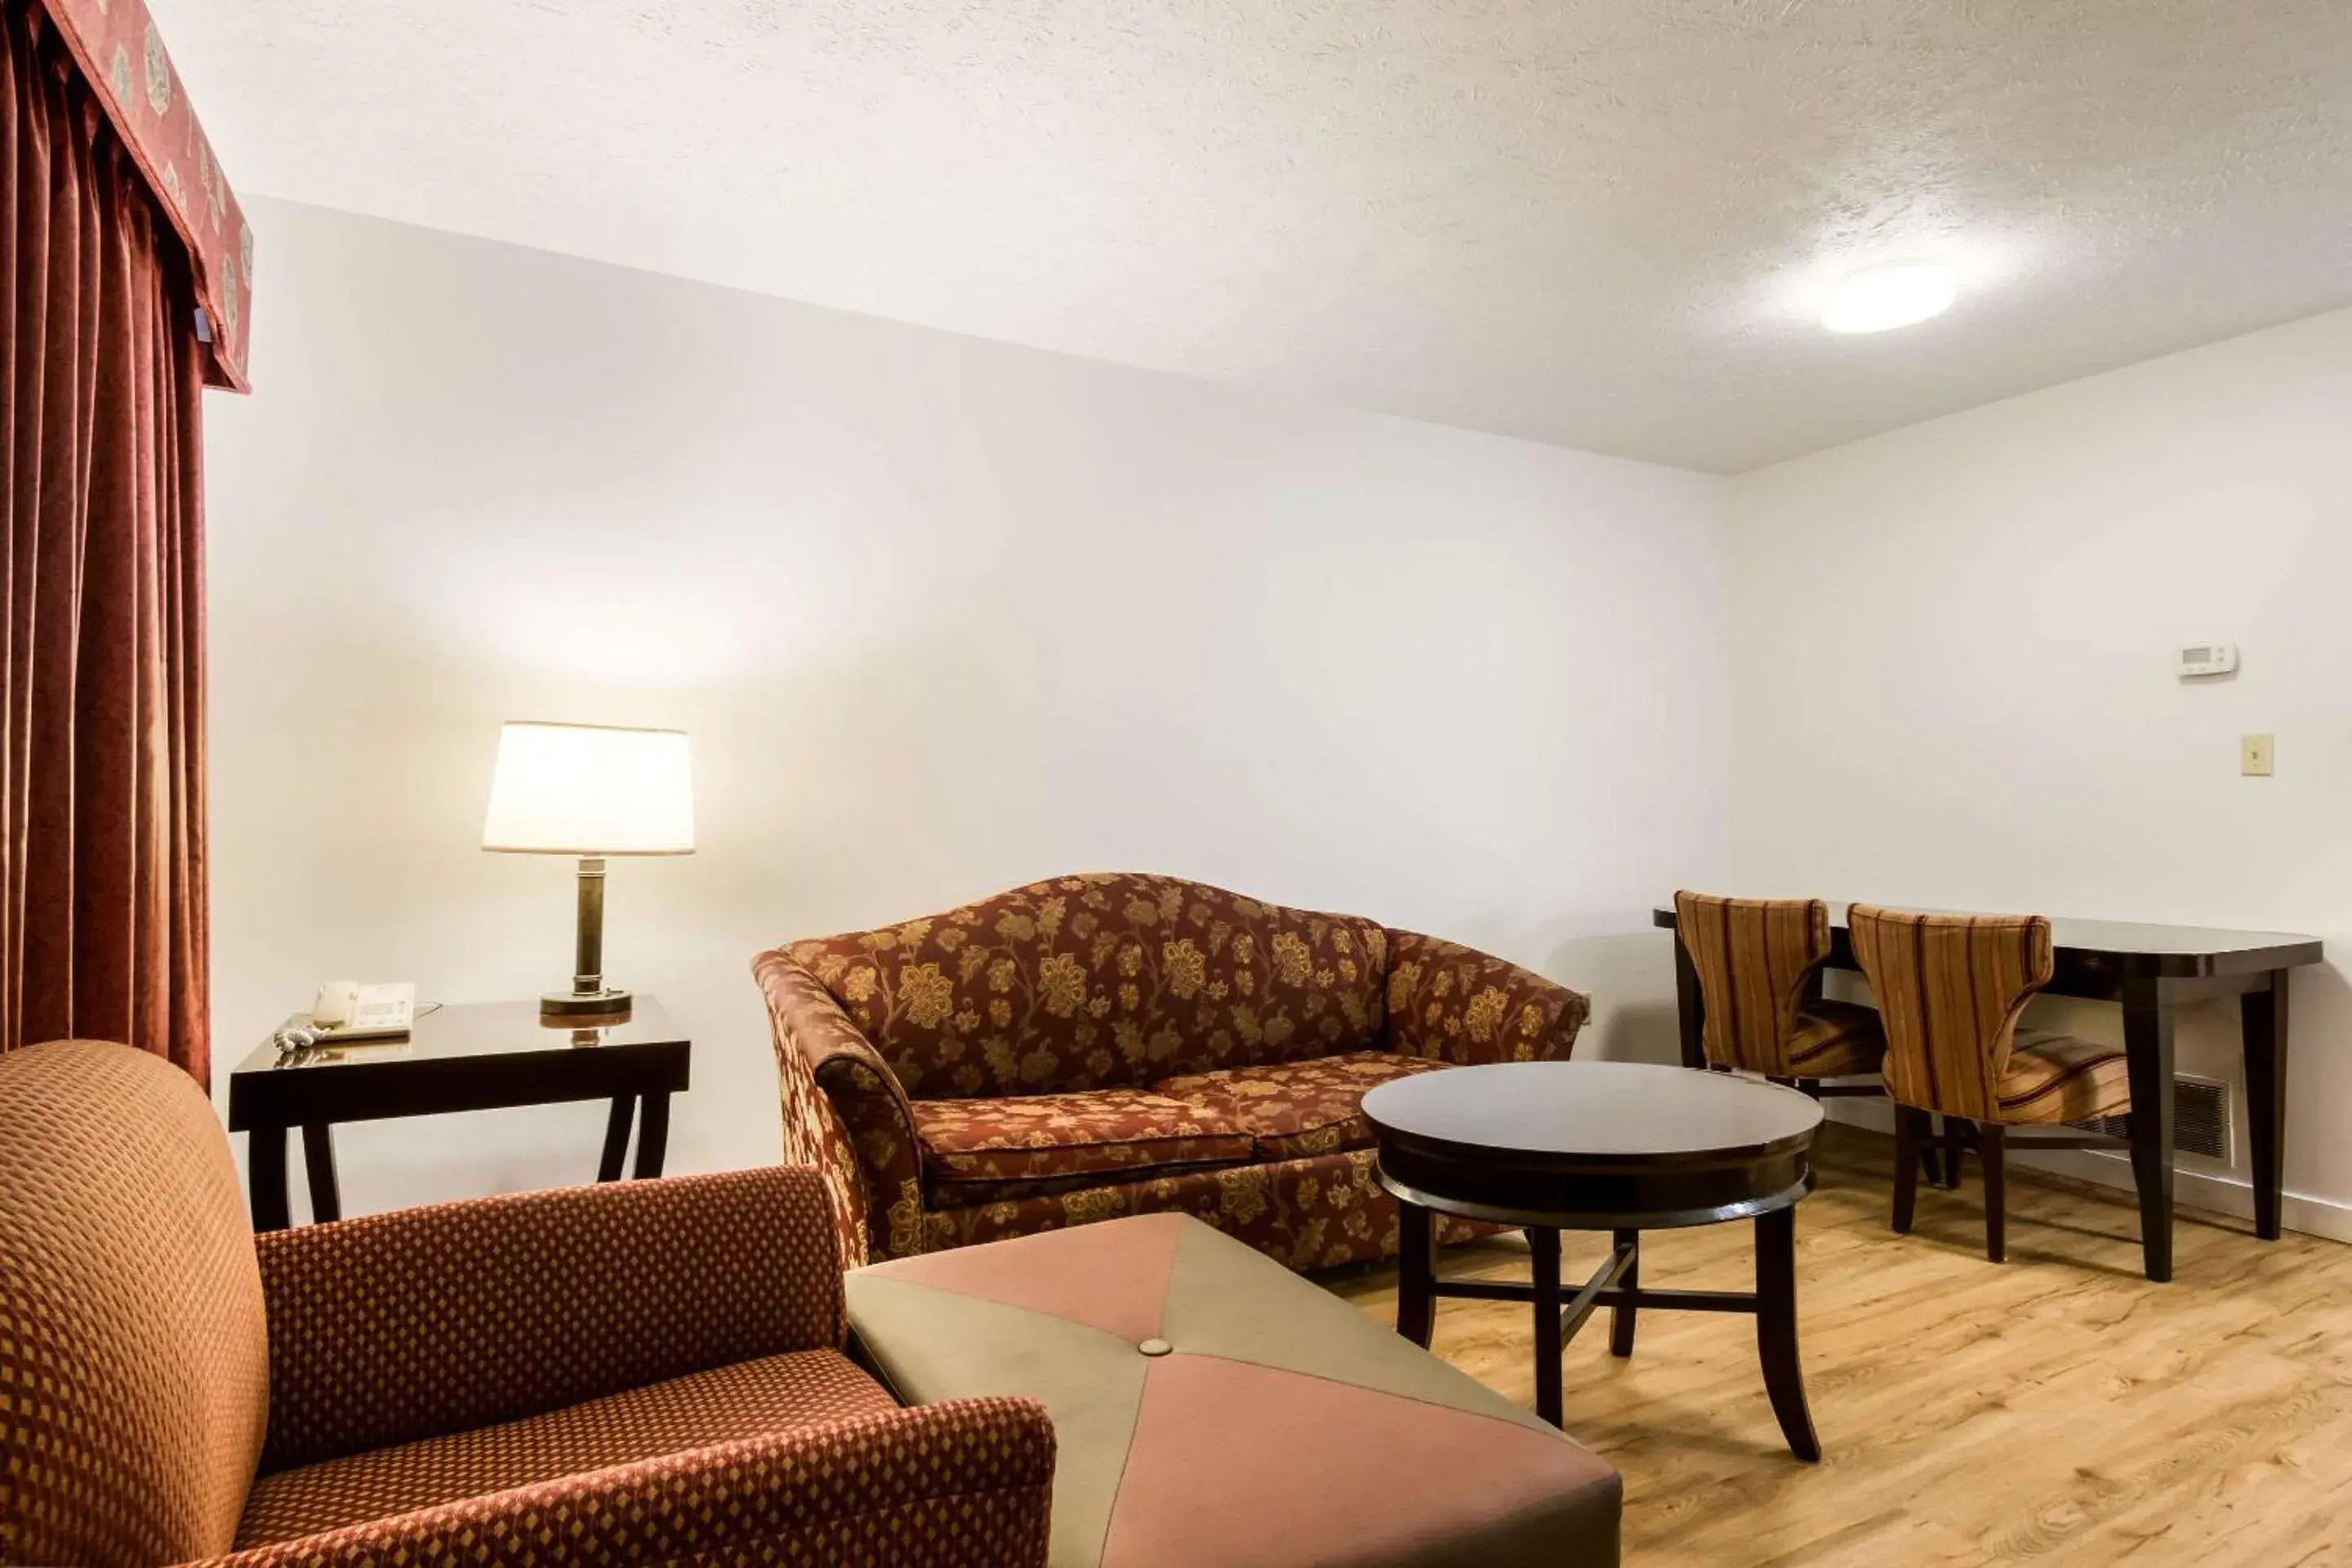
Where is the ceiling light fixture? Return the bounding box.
[1821,261,1956,334]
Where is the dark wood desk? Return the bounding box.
[1654,906,2322,1282]
[225,998,692,1231]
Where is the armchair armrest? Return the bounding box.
[755,950,928,1263]
[1383,929,1590,1065]
[255,1166,843,1474]
[189,1396,1055,1568]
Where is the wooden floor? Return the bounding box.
[1326,1124,2352,1566]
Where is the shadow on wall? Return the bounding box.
[1545,929,1684,1065]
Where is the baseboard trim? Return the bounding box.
[1822,1102,2352,1245]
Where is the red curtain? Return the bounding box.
[2,2,208,1080]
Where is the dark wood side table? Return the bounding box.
[1365,1060,1826,1460]
[1655,903,2324,1281]
[225,998,692,1232]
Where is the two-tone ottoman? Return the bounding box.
[847,1213,1621,1568]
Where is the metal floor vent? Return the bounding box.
[2071,1073,2231,1163]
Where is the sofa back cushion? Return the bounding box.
[0,1040,270,1568]
[784,873,1390,1097]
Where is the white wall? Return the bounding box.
[1726,305,2352,1235]
[204,198,1729,1218]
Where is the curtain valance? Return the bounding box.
[30,0,252,390]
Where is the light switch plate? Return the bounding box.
[2241,733,2274,776]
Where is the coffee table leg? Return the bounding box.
[1755,1205,1820,1461]
[1532,1226,1564,1428]
[1609,1229,1640,1357]
[1396,1200,1436,1348]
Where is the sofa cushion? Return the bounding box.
[915,1089,1254,1202]
[1155,1049,1458,1160]
[849,1214,1621,1568]
[782,872,1391,1097]
[234,1348,896,1548]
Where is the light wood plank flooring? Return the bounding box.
[1327,1123,2352,1566]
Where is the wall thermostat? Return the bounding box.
[2176,644,2238,679]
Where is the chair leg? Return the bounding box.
[1979,1124,2007,1263]
[1944,1117,1969,1188]
[1918,1116,1944,1187]
[1891,1107,1922,1234]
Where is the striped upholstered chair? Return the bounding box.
[1672,892,1886,1086]
[1847,905,2136,1263]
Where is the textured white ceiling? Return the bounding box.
[153,0,2352,472]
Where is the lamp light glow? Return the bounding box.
[1821,262,1956,334]
[483,722,695,856]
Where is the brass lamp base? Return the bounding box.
[541,856,632,1021]
[541,987,632,1019]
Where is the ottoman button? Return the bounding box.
[1138,1338,1174,1357]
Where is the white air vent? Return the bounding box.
[2071,1073,2230,1163]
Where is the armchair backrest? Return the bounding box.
[0,1039,269,1568]
[1847,904,2054,1120]
[782,873,1390,1097]
[1672,891,1834,1076]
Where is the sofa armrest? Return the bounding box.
[185,1397,1055,1568]
[755,950,928,1263]
[1383,929,1590,1065]
[255,1166,844,1473]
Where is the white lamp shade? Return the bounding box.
[483,722,696,855]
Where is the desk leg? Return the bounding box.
[598,1095,637,1182]
[1673,934,1705,1070]
[301,1125,342,1223]
[2243,969,2290,1242]
[631,1091,672,1178]
[1531,1226,1564,1429]
[2123,981,2176,1283]
[1396,1201,1436,1348]
[1756,1205,1820,1461]
[250,1125,292,1232]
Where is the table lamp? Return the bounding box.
[483,721,695,1018]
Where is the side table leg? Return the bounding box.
[301,1124,342,1223]
[1609,1229,1640,1357]
[1396,1200,1436,1348]
[250,1124,292,1232]
[1532,1226,1565,1428]
[631,1090,672,1178]
[1756,1205,1820,1461]
[598,1094,636,1182]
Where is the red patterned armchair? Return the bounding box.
[757,872,1590,1268]
[0,1039,1054,1568]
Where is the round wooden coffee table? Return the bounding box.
[1362,1060,1825,1459]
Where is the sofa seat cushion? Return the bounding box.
[915,1090,1255,1202]
[850,1214,1621,1568]
[1155,1050,1459,1161]
[234,1348,895,1548]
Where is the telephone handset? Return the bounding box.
[309,980,416,1040]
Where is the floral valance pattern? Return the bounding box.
[35,0,251,390]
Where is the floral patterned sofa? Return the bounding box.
[757,872,1590,1269]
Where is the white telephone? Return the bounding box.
[309,980,416,1040]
